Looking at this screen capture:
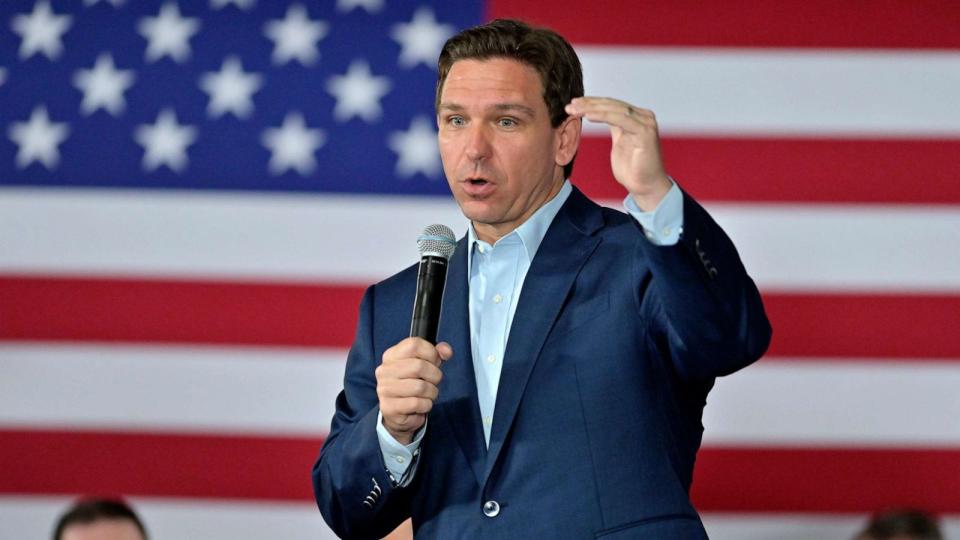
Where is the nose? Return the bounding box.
[464,124,491,162]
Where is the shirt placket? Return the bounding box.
[475,238,519,443]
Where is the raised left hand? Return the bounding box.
[565,97,672,211]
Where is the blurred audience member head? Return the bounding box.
[53,498,148,540]
[854,509,943,540]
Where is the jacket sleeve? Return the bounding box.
[636,190,772,380]
[312,285,416,539]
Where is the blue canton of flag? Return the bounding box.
[1,0,483,195]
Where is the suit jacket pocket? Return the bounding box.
[595,514,707,540]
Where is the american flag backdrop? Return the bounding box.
[1,0,959,538]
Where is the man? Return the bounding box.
[313,19,770,539]
[53,498,148,540]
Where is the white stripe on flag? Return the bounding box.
[3,189,959,291]
[3,344,959,445]
[703,360,960,446]
[701,513,960,540]
[0,496,338,540]
[0,343,341,435]
[578,47,960,135]
[2,496,959,540]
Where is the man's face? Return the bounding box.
[61,519,145,540]
[437,58,579,242]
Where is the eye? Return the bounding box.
[446,115,465,127]
[497,117,518,128]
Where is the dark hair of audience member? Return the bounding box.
[855,509,943,540]
[53,498,148,540]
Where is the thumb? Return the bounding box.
[435,342,454,363]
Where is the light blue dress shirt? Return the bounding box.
[376,180,684,484]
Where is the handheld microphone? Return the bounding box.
[410,224,456,344]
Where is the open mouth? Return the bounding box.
[461,177,494,196]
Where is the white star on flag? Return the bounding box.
[261,112,326,176]
[391,7,454,69]
[336,0,384,14]
[11,1,73,61]
[388,115,441,178]
[326,60,391,123]
[209,0,255,10]
[8,105,70,170]
[263,4,328,66]
[199,56,263,119]
[134,109,197,172]
[138,3,201,63]
[73,53,136,116]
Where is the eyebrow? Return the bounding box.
[438,103,537,117]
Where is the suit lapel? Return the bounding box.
[483,188,604,484]
[435,236,486,487]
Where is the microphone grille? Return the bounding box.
[417,224,457,259]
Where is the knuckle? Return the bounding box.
[418,398,434,413]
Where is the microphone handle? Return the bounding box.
[410,255,449,344]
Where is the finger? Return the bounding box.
[387,397,433,416]
[379,378,439,401]
[573,109,658,133]
[384,337,444,367]
[418,361,444,386]
[375,359,443,385]
[436,342,454,362]
[569,95,653,112]
[381,398,431,420]
[566,97,655,120]
[566,106,656,134]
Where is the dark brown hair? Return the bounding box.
[855,509,942,540]
[53,498,148,540]
[436,19,584,179]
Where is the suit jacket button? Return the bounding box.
[482,500,500,517]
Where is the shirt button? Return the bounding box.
[493,293,502,304]
[477,245,485,253]
[645,230,655,239]
[483,416,492,425]
[483,500,500,517]
[486,354,496,364]
[395,456,405,464]
[662,226,671,236]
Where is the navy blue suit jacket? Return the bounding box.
[313,187,771,539]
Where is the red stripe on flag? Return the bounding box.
[3,429,959,513]
[489,0,960,49]
[693,446,960,513]
[0,428,321,501]
[763,292,960,359]
[0,275,363,348]
[575,136,960,204]
[3,276,959,359]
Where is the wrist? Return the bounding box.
[384,422,415,445]
[628,175,672,212]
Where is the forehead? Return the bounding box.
[61,519,144,540]
[440,58,545,106]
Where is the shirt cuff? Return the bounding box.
[376,410,425,487]
[624,180,684,246]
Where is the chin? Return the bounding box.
[457,201,498,225]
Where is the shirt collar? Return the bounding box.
[467,180,573,263]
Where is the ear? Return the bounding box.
[554,114,582,169]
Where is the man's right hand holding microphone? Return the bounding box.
[376,338,453,445]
